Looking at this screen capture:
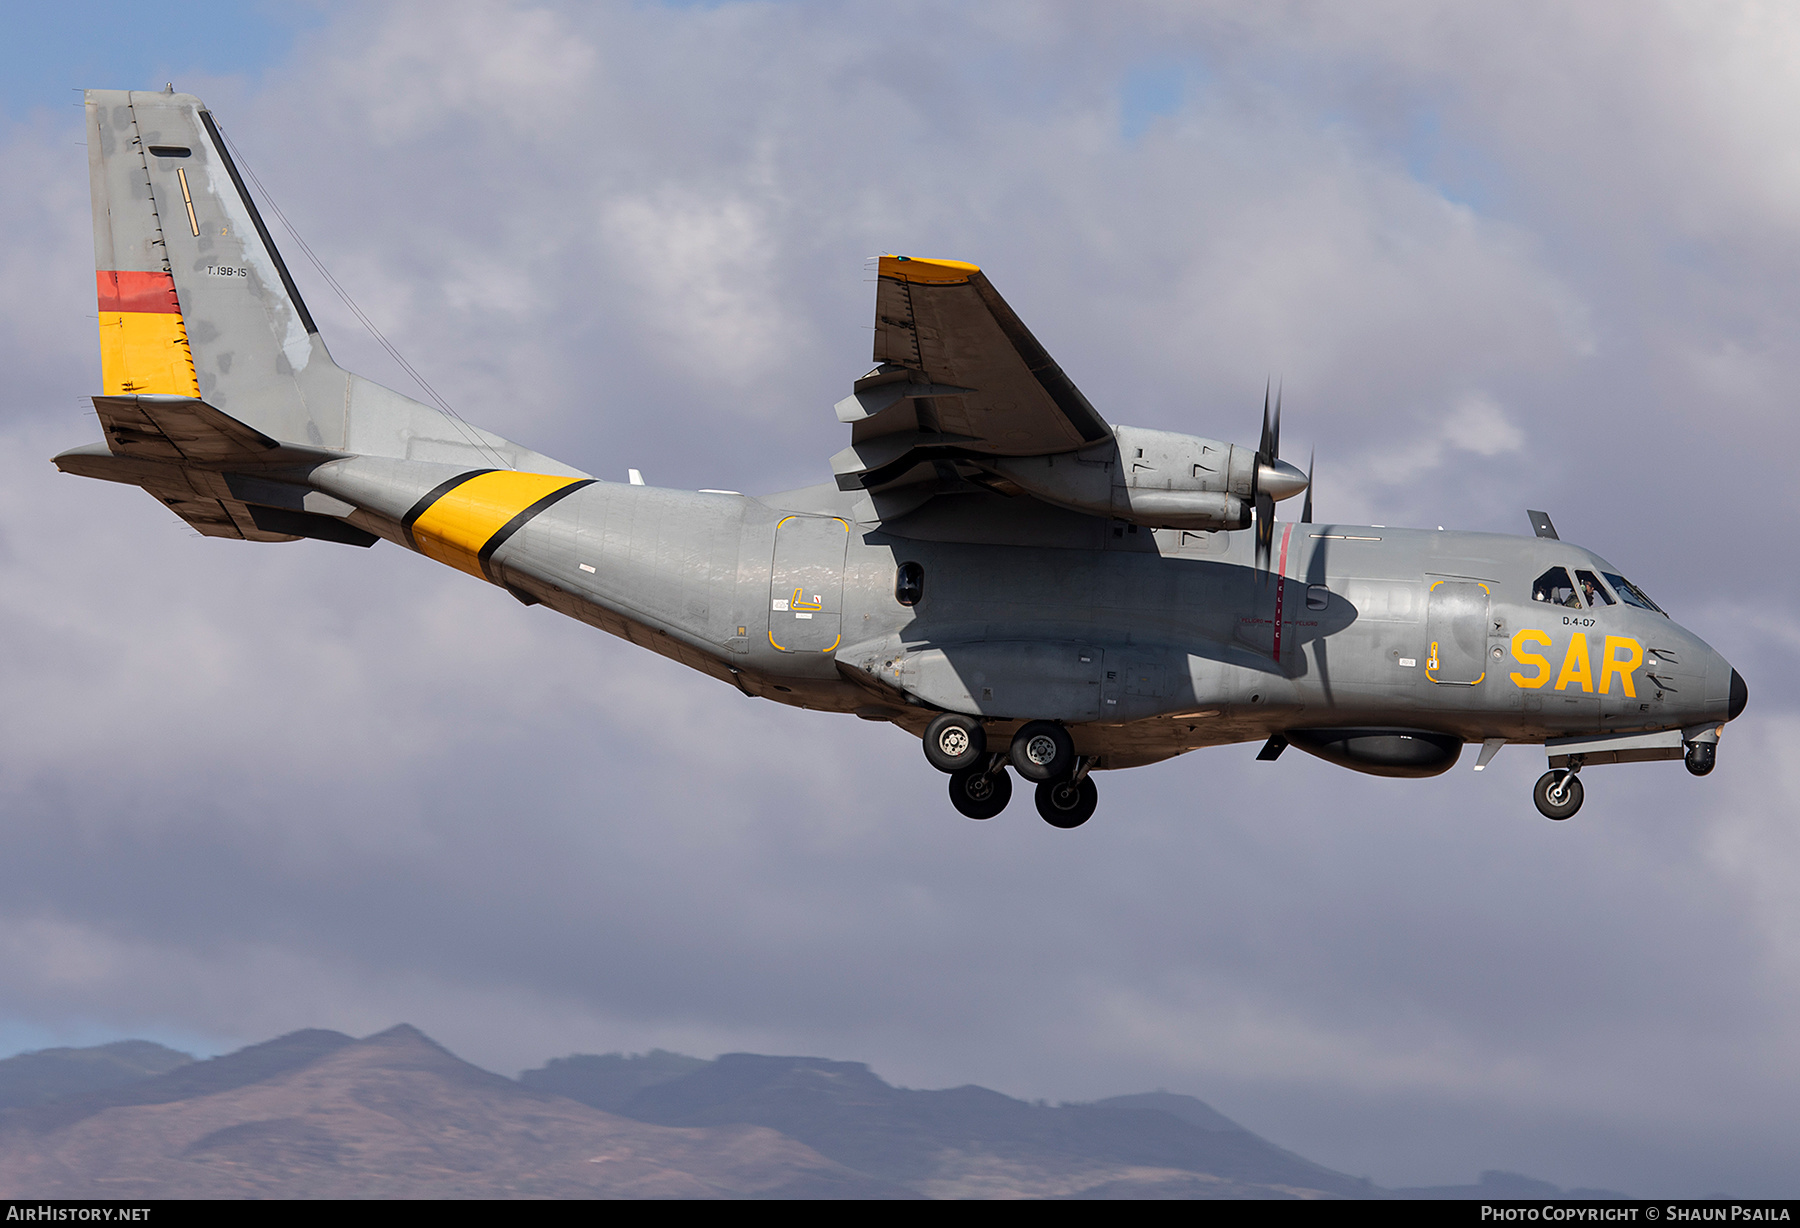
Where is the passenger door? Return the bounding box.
[768,515,849,653]
[1426,580,1490,686]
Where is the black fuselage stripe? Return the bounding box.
[476,479,596,582]
[400,469,496,550]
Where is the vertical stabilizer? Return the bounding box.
[87,88,346,448]
[81,89,582,478]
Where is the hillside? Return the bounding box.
[0,1027,893,1198]
[0,1028,1622,1199]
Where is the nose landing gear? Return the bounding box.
[1534,767,1584,820]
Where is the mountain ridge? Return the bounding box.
[0,1028,1624,1199]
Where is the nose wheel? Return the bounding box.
[1533,769,1584,820]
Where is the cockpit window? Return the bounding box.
[1602,571,1666,616]
[1575,570,1614,607]
[1532,567,1581,608]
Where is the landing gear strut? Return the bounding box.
[1533,768,1584,820]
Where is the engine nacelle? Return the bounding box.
[1285,729,1464,778]
[983,425,1256,531]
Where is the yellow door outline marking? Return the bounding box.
[769,516,849,652]
[1425,580,1489,685]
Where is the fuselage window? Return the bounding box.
[1532,567,1581,608]
[1305,584,1330,611]
[1575,570,1614,607]
[1602,572,1666,616]
[896,561,924,606]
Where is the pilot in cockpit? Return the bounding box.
[1532,567,1581,608]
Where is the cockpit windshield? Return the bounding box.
[1575,570,1614,607]
[1602,572,1666,616]
[1532,567,1581,608]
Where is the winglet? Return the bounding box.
[879,255,981,284]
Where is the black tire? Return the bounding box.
[1533,770,1584,820]
[1035,776,1098,829]
[923,713,986,773]
[1685,743,1716,777]
[949,766,1012,820]
[1010,721,1075,782]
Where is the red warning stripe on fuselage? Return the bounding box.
[97,270,182,314]
[1272,523,1293,664]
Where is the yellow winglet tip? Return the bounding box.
[879,254,980,284]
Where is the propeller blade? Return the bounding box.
[1259,383,1273,462]
[1271,383,1282,461]
[1301,449,1314,524]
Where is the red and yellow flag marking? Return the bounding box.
[97,270,199,397]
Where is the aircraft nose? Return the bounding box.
[1729,668,1748,721]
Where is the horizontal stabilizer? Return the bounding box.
[92,394,337,468]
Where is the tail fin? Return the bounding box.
[87,87,340,447]
[75,89,584,518]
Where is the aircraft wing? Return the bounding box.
[831,256,1113,498]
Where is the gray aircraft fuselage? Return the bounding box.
[312,455,1737,773]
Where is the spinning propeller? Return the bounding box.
[1252,383,1310,574]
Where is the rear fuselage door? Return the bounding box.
[1426,579,1490,685]
[769,515,849,652]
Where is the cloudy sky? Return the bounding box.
[2,0,1797,1197]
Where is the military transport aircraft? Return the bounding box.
[59,89,1747,828]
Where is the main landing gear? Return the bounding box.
[926,718,1097,828]
[1035,773,1098,828]
[948,759,1012,819]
